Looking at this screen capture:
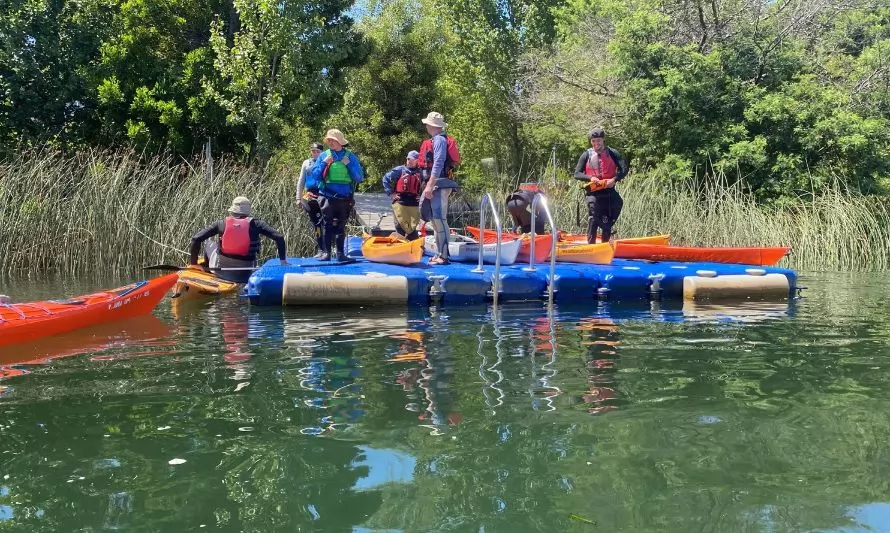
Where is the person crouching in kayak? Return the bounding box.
[382,150,423,240]
[189,196,288,283]
[573,127,629,244]
[306,129,365,261]
[506,183,547,234]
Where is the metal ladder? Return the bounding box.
[523,194,559,304]
[473,193,503,305]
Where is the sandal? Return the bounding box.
[429,256,450,266]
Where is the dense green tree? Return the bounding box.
[431,0,564,180]
[92,0,233,154]
[209,0,367,165]
[324,0,438,185]
[520,0,890,200]
[0,0,114,151]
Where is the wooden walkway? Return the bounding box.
[350,191,482,234]
[352,193,398,231]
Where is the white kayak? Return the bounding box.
[424,233,522,265]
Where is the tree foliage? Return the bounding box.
[521,0,890,200]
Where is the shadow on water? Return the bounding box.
[2,273,890,531]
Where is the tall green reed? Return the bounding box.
[1,151,888,276]
[484,170,890,272]
[0,149,315,277]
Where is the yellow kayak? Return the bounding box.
[550,242,615,264]
[361,235,424,266]
[558,232,671,246]
[173,268,241,301]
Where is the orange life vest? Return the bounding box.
[395,169,422,196]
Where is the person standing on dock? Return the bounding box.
[297,142,325,259]
[307,129,365,261]
[189,196,288,283]
[506,183,547,234]
[419,111,460,265]
[573,127,628,244]
[382,150,423,240]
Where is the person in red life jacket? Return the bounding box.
[418,111,460,265]
[382,150,423,240]
[297,142,325,258]
[188,196,288,283]
[573,127,629,244]
[506,183,547,234]
[306,128,365,261]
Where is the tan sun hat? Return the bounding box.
[228,196,252,216]
[324,128,349,146]
[421,111,447,128]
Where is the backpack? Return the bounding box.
[419,133,461,174]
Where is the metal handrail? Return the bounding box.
[472,193,502,305]
[523,194,558,303]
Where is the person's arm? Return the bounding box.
[297,159,312,196]
[189,221,222,265]
[344,151,365,184]
[382,167,398,196]
[306,154,327,191]
[430,135,447,181]
[610,148,629,181]
[254,219,287,262]
[573,151,592,182]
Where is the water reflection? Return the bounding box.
[7,281,890,532]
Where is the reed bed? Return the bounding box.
[0,149,315,277]
[1,151,888,276]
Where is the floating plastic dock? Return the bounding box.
[245,238,797,307]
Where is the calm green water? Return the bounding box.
[1,273,890,532]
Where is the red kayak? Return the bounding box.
[465,226,553,263]
[0,273,178,348]
[614,243,790,266]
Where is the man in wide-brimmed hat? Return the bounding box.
[572,127,629,243]
[418,111,460,265]
[306,129,365,261]
[189,196,288,283]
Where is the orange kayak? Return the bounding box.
[558,233,671,246]
[614,243,790,266]
[465,226,553,263]
[0,315,172,368]
[0,273,177,348]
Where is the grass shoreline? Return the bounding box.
[1,150,888,276]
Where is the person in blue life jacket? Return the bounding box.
[188,196,288,283]
[306,129,365,261]
[573,127,629,244]
[382,150,423,241]
[418,111,461,265]
[297,142,325,258]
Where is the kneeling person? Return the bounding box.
[382,150,423,240]
[189,196,288,283]
[506,183,547,234]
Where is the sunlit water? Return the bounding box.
[1,272,889,532]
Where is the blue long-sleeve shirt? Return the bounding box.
[428,134,448,181]
[306,148,365,199]
[382,165,407,195]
